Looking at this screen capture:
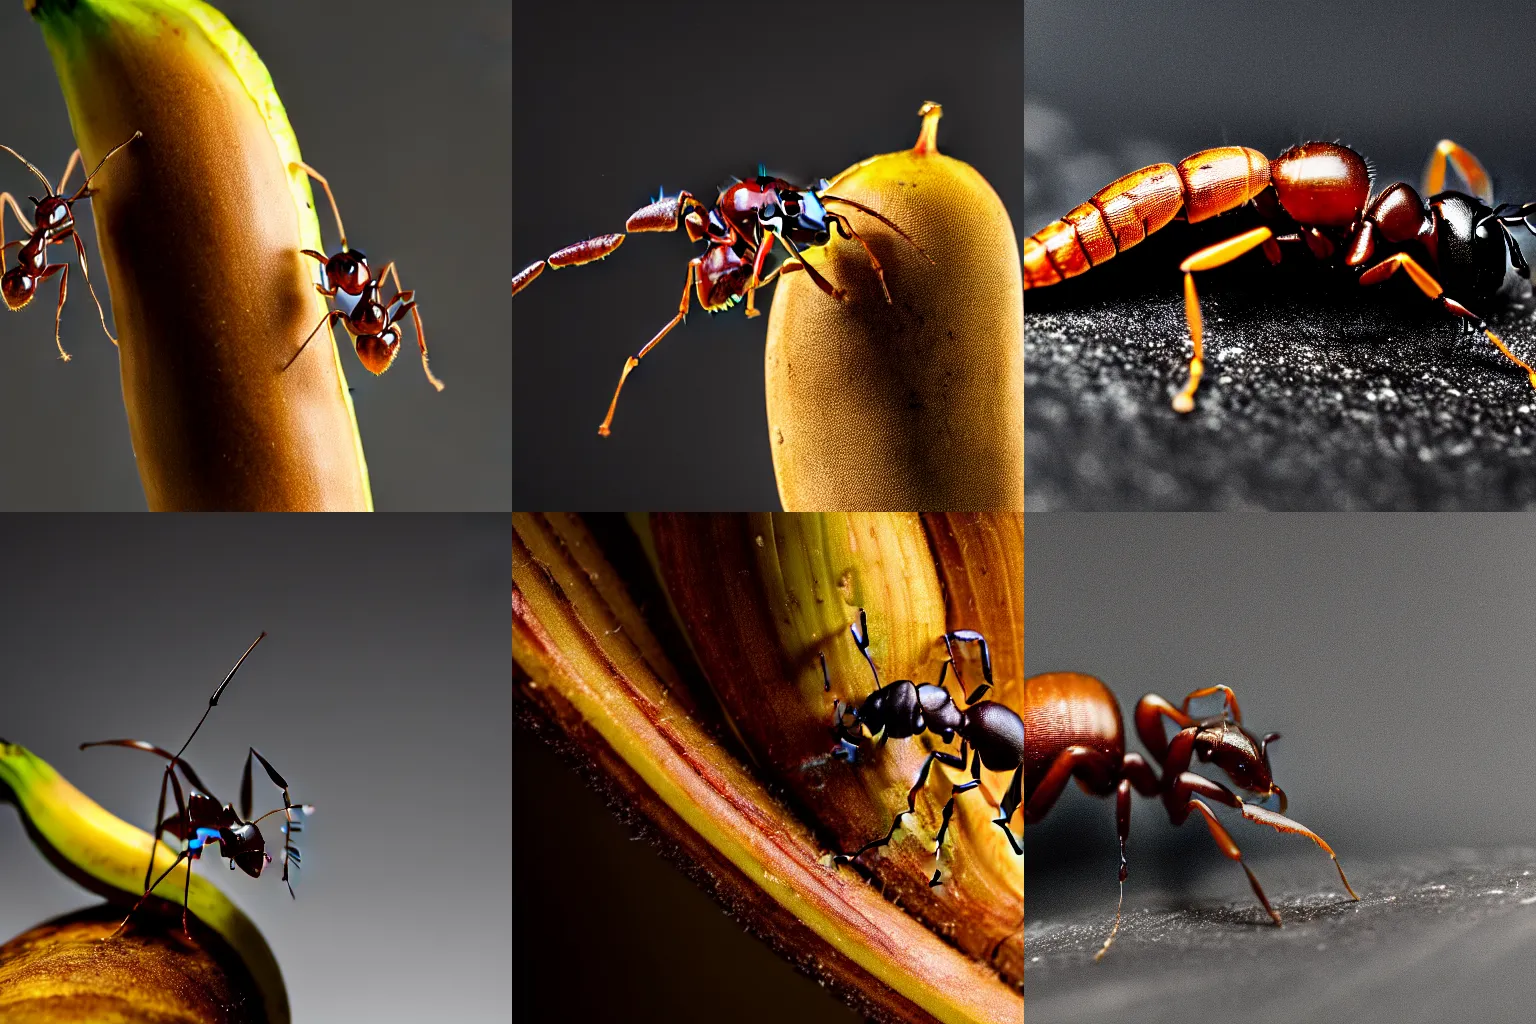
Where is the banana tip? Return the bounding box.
[914,101,943,155]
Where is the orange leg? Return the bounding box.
[597,257,698,437]
[0,193,33,244]
[827,211,894,304]
[777,234,843,302]
[290,160,349,249]
[1422,140,1492,204]
[1180,684,1242,722]
[283,309,349,371]
[1185,797,1283,925]
[71,232,116,347]
[378,260,443,391]
[744,230,776,319]
[1359,252,1536,393]
[1173,226,1275,413]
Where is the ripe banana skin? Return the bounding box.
[29,0,372,510]
[0,741,289,1024]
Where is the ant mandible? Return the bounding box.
[512,168,933,436]
[286,161,443,391]
[1023,138,1536,412]
[1024,672,1358,959]
[820,610,1022,888]
[80,632,313,936]
[0,131,140,361]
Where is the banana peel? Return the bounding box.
[27,0,372,510]
[764,105,1024,511]
[513,513,1023,1023]
[0,741,289,1024]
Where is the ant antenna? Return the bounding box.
[292,161,350,250]
[0,144,55,196]
[171,632,267,762]
[71,131,142,200]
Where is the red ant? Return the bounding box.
[1023,139,1536,412]
[287,161,442,391]
[1024,672,1358,959]
[80,633,313,936]
[0,131,140,361]
[512,171,933,436]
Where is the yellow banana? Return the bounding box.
[0,741,289,1024]
[27,0,372,510]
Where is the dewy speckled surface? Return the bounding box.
[1026,849,1536,1024]
[1026,216,1536,510]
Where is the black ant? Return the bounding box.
[821,610,1023,888]
[1024,138,1536,411]
[287,161,442,391]
[0,131,140,361]
[80,632,313,936]
[512,167,933,436]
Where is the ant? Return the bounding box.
[286,161,443,391]
[820,610,1022,888]
[0,131,140,361]
[1023,138,1536,412]
[1024,672,1358,960]
[80,632,313,936]
[512,167,933,436]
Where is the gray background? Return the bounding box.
[0,1,510,510]
[0,516,510,1021]
[1025,514,1536,1017]
[513,0,1023,508]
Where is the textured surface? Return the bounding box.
[1025,199,1536,511]
[1026,848,1536,1024]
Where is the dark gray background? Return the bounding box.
[0,517,509,1020]
[0,1,509,510]
[1025,514,1536,1018]
[513,0,1023,508]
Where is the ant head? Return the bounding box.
[1,267,35,310]
[326,249,371,295]
[223,821,267,877]
[355,327,401,376]
[32,195,72,235]
[1477,202,1536,283]
[1193,718,1285,810]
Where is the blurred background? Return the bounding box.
[0,0,509,509]
[1026,513,1536,918]
[513,0,1023,508]
[0,517,509,1021]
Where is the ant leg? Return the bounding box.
[939,629,993,705]
[71,232,117,347]
[111,848,189,938]
[1131,693,1197,763]
[1023,744,1117,824]
[836,747,968,864]
[1173,226,1274,412]
[992,765,1023,856]
[298,249,339,297]
[289,161,349,249]
[1184,797,1283,926]
[38,262,70,360]
[1093,754,1162,960]
[1180,684,1242,722]
[1359,252,1536,394]
[597,257,698,437]
[849,608,880,688]
[56,149,83,199]
[744,230,776,319]
[1422,140,1493,204]
[776,233,844,302]
[820,194,936,264]
[283,310,348,372]
[180,843,196,935]
[826,211,893,303]
[380,261,443,391]
[0,193,33,241]
[928,778,981,886]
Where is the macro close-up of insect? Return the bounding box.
[290,161,443,392]
[1023,672,1356,959]
[823,610,1022,888]
[514,172,930,436]
[1025,139,1536,413]
[0,131,138,361]
[79,632,312,935]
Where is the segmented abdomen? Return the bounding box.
[1023,146,1270,289]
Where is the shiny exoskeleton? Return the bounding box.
[287,161,441,389]
[1025,672,1358,958]
[1023,139,1536,412]
[79,633,313,936]
[822,610,1023,888]
[0,131,139,361]
[512,171,932,436]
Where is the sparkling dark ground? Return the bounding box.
[1025,217,1536,509]
[1026,848,1536,1024]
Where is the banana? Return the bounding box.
[28,0,372,510]
[0,741,289,1024]
[764,104,1024,511]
